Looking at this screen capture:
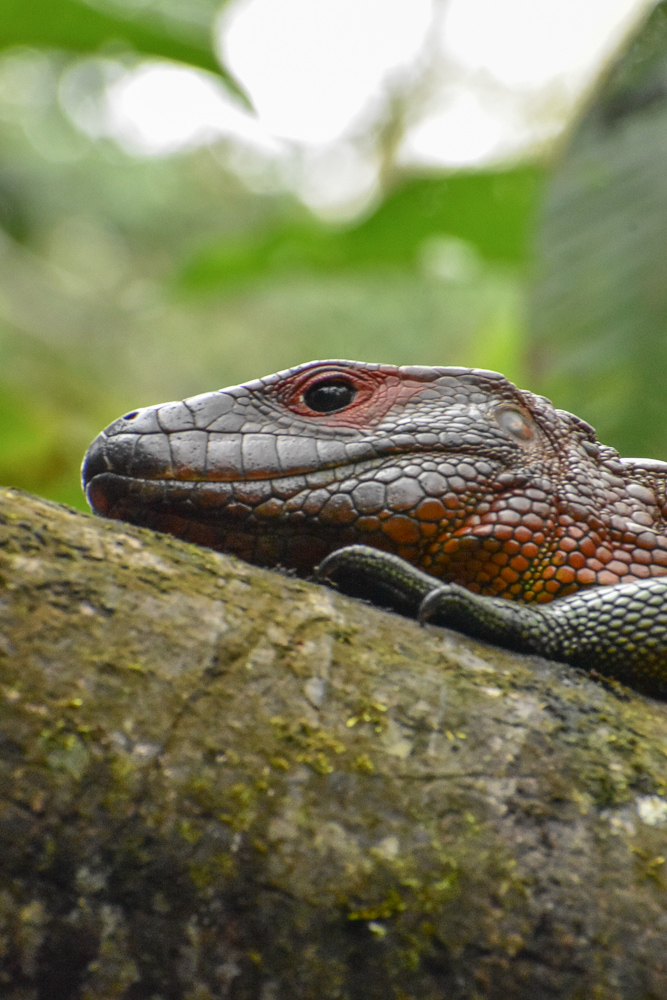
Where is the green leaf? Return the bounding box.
[0,0,249,104]
[527,1,667,459]
[179,164,545,292]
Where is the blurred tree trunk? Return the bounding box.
[2,486,667,999]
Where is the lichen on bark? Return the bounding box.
[2,486,667,998]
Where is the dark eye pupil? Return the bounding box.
[304,380,357,413]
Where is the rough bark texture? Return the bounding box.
[3,487,667,999]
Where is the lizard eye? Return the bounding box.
[495,406,534,441]
[303,379,358,413]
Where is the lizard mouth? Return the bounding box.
[84,469,367,575]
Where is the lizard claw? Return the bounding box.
[315,545,436,617]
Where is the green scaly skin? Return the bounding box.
[316,545,667,694]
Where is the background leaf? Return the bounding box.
[180,166,544,292]
[527,1,667,457]
[0,0,248,101]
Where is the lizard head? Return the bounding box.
[82,360,667,600]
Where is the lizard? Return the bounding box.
[81,359,667,695]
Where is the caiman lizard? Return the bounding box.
[82,360,667,694]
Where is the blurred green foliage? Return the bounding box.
[528,1,667,459]
[1,0,247,98]
[0,0,662,512]
[180,166,543,291]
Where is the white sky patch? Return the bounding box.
[219,0,434,144]
[102,62,282,157]
[403,91,509,169]
[442,0,648,87]
[78,0,653,214]
[399,0,653,167]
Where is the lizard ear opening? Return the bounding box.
[495,406,535,442]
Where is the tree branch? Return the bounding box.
[2,486,667,998]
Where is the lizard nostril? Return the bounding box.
[122,411,139,421]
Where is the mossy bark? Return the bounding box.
[2,487,667,999]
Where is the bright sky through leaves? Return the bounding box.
[95,0,652,213]
[221,0,434,144]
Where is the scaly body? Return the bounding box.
[82,360,667,693]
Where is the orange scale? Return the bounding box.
[597,569,621,586]
[653,550,667,566]
[544,580,560,594]
[575,568,597,585]
[606,561,630,578]
[566,551,586,570]
[491,524,515,541]
[552,550,567,567]
[579,538,596,557]
[509,555,530,573]
[382,516,421,545]
[491,551,509,567]
[520,542,539,559]
[504,539,521,555]
[631,549,652,565]
[356,516,381,533]
[415,499,447,521]
[420,523,437,537]
[595,547,613,565]
[627,564,650,579]
[470,520,493,535]
[559,536,577,553]
[514,526,533,544]
[567,525,584,539]
[536,591,553,603]
[554,566,576,584]
[500,567,520,584]
[482,538,502,552]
